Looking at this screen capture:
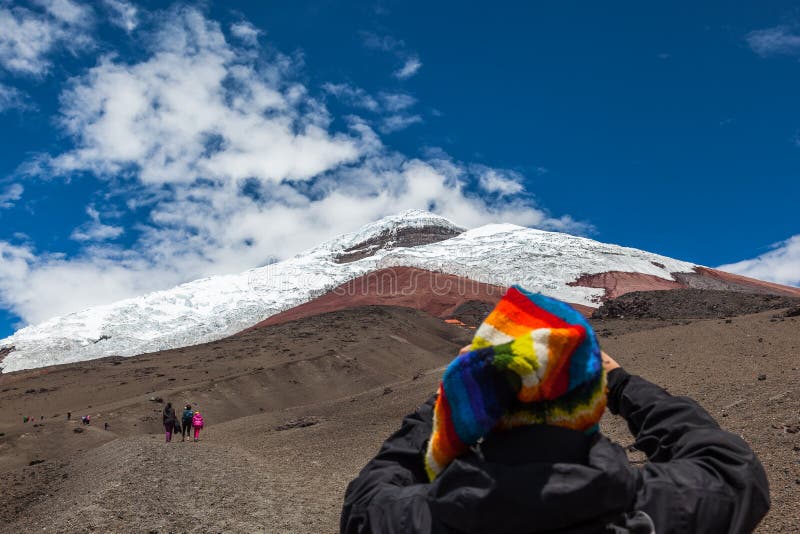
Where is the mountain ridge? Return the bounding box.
[1,210,796,373]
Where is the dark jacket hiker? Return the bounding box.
[181,405,194,441]
[163,402,177,443]
[340,287,769,533]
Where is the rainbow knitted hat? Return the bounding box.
[424,286,607,480]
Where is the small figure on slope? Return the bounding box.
[162,402,177,443]
[191,410,204,442]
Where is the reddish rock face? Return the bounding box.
[569,267,800,302]
[568,272,684,300]
[680,267,800,297]
[246,267,598,332]
[248,268,507,329]
[246,265,800,334]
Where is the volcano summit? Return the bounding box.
[1,210,797,373]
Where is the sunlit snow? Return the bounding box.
[0,210,696,372]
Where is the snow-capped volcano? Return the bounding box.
[1,210,795,373]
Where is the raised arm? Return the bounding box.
[606,361,770,533]
[340,395,438,534]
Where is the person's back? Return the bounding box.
[340,287,769,533]
[191,411,204,442]
[163,402,177,443]
[181,405,194,442]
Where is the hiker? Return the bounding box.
[181,404,194,442]
[81,415,91,425]
[23,416,28,423]
[104,422,109,431]
[163,402,177,443]
[191,410,204,442]
[340,286,770,534]
[67,412,71,421]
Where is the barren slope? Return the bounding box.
[0,295,798,533]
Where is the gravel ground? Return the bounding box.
[1,295,798,533]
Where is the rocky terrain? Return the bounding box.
[593,288,800,320]
[0,290,798,532]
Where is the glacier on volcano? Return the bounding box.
[0,210,697,372]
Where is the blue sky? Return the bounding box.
[0,0,799,338]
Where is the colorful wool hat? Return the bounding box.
[424,286,607,480]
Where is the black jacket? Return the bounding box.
[340,369,770,533]
[163,405,177,426]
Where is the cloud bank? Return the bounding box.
[0,0,94,76]
[718,235,800,287]
[0,5,582,328]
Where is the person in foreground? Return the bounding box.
[340,286,770,533]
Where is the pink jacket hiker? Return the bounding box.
[192,412,204,428]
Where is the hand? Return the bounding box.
[458,344,472,355]
[601,351,621,372]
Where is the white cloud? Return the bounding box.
[746,26,800,57]
[394,56,421,79]
[0,83,27,112]
[70,224,124,242]
[34,0,91,25]
[380,92,415,112]
[0,241,178,324]
[323,84,416,115]
[380,113,422,133]
[0,7,584,328]
[102,0,137,32]
[0,6,60,75]
[51,9,360,185]
[360,30,422,80]
[0,0,93,75]
[70,206,124,241]
[0,183,23,209]
[476,168,524,196]
[322,82,379,111]
[394,56,422,80]
[230,20,260,45]
[717,235,800,287]
[360,31,404,52]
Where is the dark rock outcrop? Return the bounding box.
[335,225,462,263]
[592,289,800,320]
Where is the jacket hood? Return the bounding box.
[427,428,638,533]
